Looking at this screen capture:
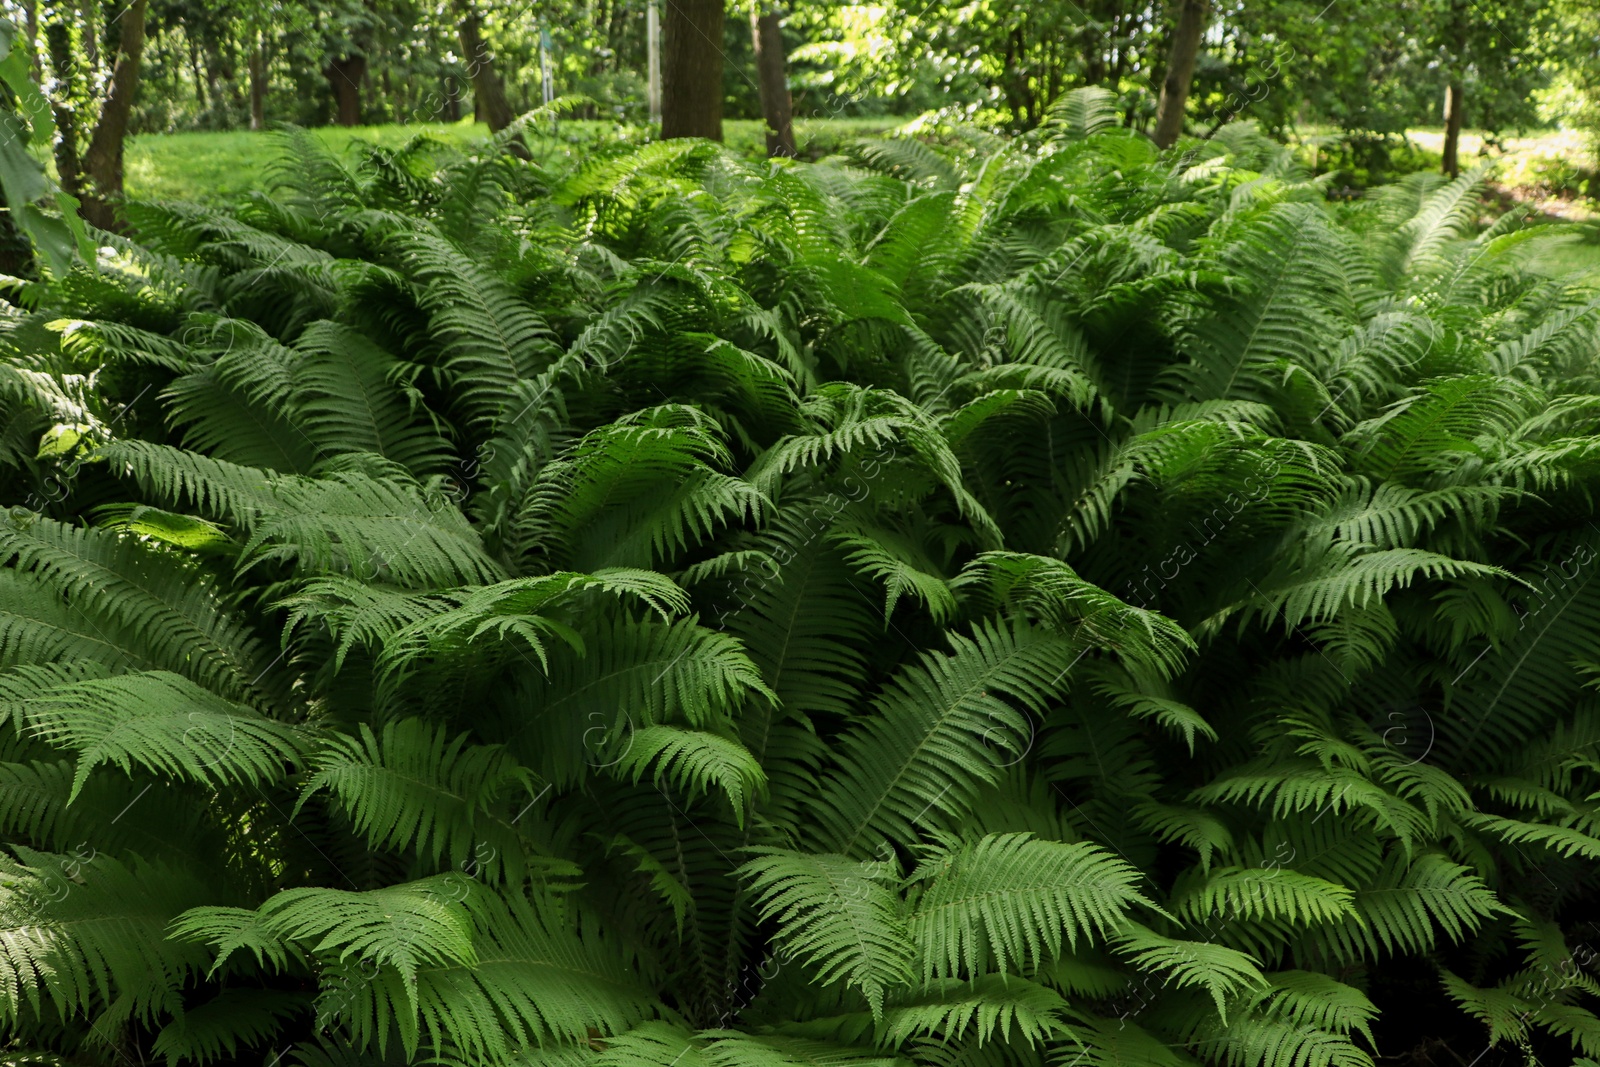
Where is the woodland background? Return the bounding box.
[22,0,1600,213]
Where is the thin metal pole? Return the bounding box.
[540,27,554,106]
[646,0,661,124]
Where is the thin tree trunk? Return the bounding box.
[43,22,80,202]
[451,0,530,157]
[606,0,628,73]
[1112,10,1127,81]
[1001,31,1024,125]
[661,0,723,140]
[248,37,266,130]
[1442,80,1464,177]
[23,0,38,79]
[188,39,207,114]
[0,96,33,276]
[444,73,462,121]
[749,5,794,156]
[222,39,244,114]
[1440,1,1467,178]
[1152,0,1207,148]
[204,54,221,120]
[80,0,98,71]
[593,0,612,75]
[80,0,147,232]
[1085,0,1111,83]
[324,54,365,126]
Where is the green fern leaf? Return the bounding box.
[908,833,1151,982]
[737,848,914,1018]
[14,669,307,801]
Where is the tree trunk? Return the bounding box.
[1442,80,1464,177]
[451,0,530,158]
[749,5,794,156]
[80,0,98,71]
[23,0,39,79]
[248,38,266,130]
[1111,9,1128,81]
[457,9,508,132]
[80,0,147,232]
[606,0,628,73]
[444,74,462,121]
[661,0,723,140]
[1085,0,1114,84]
[593,0,612,75]
[188,40,207,114]
[221,40,244,115]
[1152,0,1207,148]
[204,54,221,120]
[454,0,534,158]
[43,22,80,203]
[324,54,366,127]
[1001,31,1025,127]
[0,187,34,278]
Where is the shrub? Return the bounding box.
[6,93,1600,1065]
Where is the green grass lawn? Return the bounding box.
[123,116,903,202]
[1523,230,1600,278]
[124,122,488,202]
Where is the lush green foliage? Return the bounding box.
[6,95,1600,1065]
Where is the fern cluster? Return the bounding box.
[5,99,1600,1065]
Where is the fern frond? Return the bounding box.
[880,974,1072,1048]
[1040,87,1121,142]
[151,988,305,1066]
[257,876,480,1008]
[383,223,557,431]
[1305,853,1504,961]
[1109,923,1266,1018]
[0,847,211,1027]
[298,718,543,883]
[349,889,661,1060]
[291,321,454,476]
[240,466,505,586]
[954,553,1195,679]
[907,833,1151,982]
[811,619,1083,856]
[1172,866,1356,928]
[737,848,914,1018]
[15,669,307,800]
[612,726,767,818]
[0,516,273,703]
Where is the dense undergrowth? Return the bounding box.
[6,91,1600,1066]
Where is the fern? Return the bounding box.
[907,833,1150,981]
[0,848,212,1027]
[737,848,915,1017]
[297,718,544,883]
[810,619,1083,855]
[7,109,1600,1067]
[611,726,767,818]
[14,670,307,800]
